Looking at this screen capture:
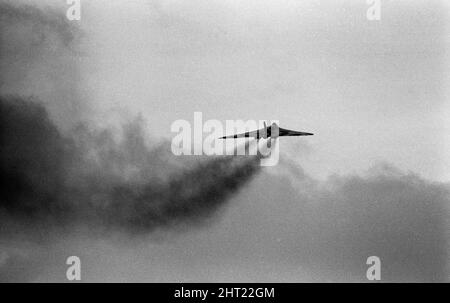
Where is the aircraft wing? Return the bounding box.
[279,127,313,136]
[219,128,261,139]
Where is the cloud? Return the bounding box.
[0,2,262,281]
[252,156,450,282]
[0,96,261,235]
[0,1,84,130]
[1,96,447,282]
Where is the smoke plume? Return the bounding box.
[0,96,261,235]
[0,2,261,236]
[0,1,85,130]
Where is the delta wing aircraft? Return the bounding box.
[219,122,313,140]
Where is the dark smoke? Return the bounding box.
[0,96,69,218]
[0,4,261,282]
[0,1,261,236]
[0,1,84,130]
[0,96,261,235]
[0,2,76,48]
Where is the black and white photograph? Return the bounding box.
[0,0,449,288]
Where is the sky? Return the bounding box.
[2,0,449,181]
[75,0,450,181]
[0,0,449,282]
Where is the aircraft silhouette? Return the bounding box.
[219,122,313,140]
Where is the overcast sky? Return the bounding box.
[74,0,450,181]
[1,0,449,282]
[3,0,449,181]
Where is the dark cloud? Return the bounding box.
[0,96,261,235]
[0,0,79,83]
[0,1,77,49]
[0,3,261,281]
[0,1,84,129]
[0,96,69,218]
[0,96,447,282]
[0,2,261,234]
[252,159,450,282]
